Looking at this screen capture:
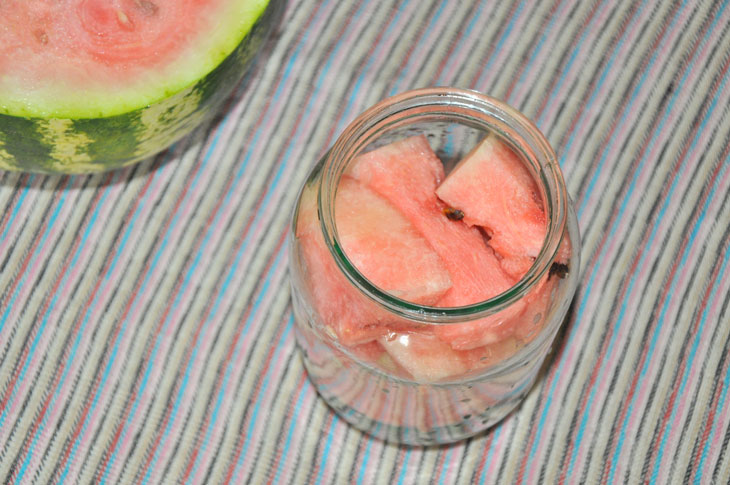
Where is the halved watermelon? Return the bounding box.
[295,178,451,346]
[0,0,275,173]
[436,134,546,260]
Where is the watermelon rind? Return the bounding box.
[0,0,278,174]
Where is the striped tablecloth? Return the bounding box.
[1,1,729,483]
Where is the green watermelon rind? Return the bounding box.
[0,0,277,174]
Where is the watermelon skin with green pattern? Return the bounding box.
[0,1,277,174]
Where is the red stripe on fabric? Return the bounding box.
[502,0,564,102]
[516,1,644,475]
[534,0,604,120]
[49,168,157,481]
[219,235,290,484]
[266,375,307,485]
[474,430,496,480]
[94,156,206,481]
[598,51,730,483]
[468,1,522,90]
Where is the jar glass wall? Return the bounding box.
[289,88,580,445]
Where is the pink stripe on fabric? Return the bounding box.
[537,1,625,130]
[191,262,292,483]
[387,0,460,94]
[508,0,570,106]
[622,89,730,461]
[62,167,174,476]
[578,4,693,222]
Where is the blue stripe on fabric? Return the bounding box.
[507,0,569,106]
[397,448,411,485]
[527,0,649,465]
[99,140,218,483]
[471,0,526,91]
[388,0,450,96]
[438,448,453,485]
[229,278,293,481]
[275,378,311,485]
[573,1,699,476]
[356,423,380,485]
[58,160,169,483]
[0,175,34,254]
[435,1,485,85]
[316,411,339,485]
[336,0,410,135]
[13,174,115,483]
[479,423,502,485]
[537,0,610,127]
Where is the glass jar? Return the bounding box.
[289,87,580,445]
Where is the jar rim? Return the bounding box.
[317,87,568,323]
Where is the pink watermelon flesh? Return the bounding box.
[296,179,450,345]
[347,135,517,307]
[378,330,525,382]
[379,332,472,382]
[436,134,547,261]
[335,176,452,304]
[3,1,214,74]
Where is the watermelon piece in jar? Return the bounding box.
[436,134,546,260]
[295,177,451,346]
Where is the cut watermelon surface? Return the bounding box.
[335,176,452,305]
[0,0,273,173]
[348,136,517,308]
[296,179,449,346]
[436,134,546,260]
[0,0,268,117]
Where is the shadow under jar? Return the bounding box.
[289,88,580,445]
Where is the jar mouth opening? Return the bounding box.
[318,87,568,323]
